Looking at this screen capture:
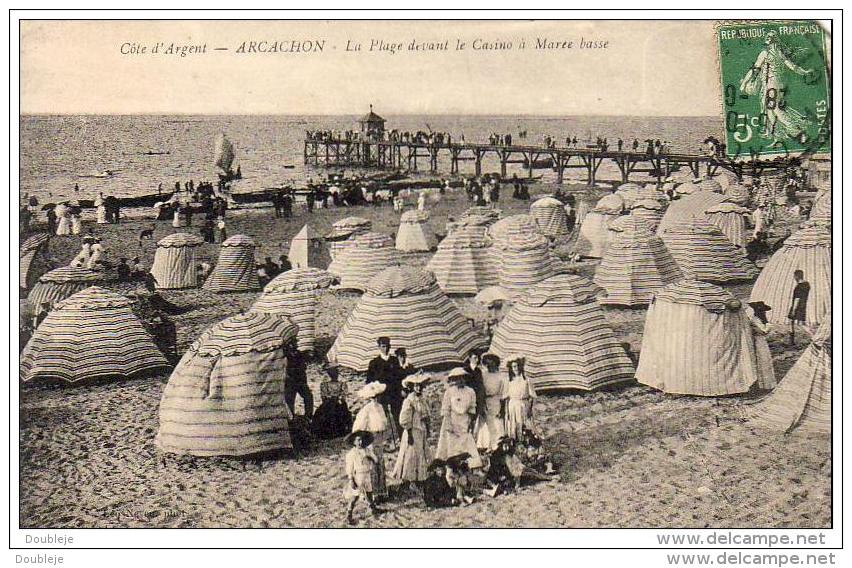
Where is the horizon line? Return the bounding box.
[20,111,722,119]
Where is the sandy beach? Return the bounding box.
[19,186,831,528]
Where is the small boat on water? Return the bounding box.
[78,169,118,178]
[142,150,170,156]
[215,133,242,182]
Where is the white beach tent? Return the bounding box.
[288,224,323,269]
[326,216,372,261]
[396,209,437,252]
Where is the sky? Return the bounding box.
[20,20,723,116]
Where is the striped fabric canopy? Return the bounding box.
[594,217,682,306]
[250,268,335,352]
[156,312,297,457]
[575,211,621,258]
[705,203,750,248]
[660,221,759,283]
[20,233,52,290]
[327,266,486,371]
[488,214,541,244]
[636,280,758,396]
[202,235,260,293]
[530,197,570,239]
[327,217,372,260]
[698,178,724,193]
[462,206,501,224]
[20,286,170,383]
[657,190,729,235]
[615,183,643,209]
[723,184,751,206]
[674,182,701,196]
[809,190,831,226]
[749,224,831,326]
[151,232,204,290]
[748,317,830,434]
[492,228,562,298]
[27,266,103,309]
[629,199,665,232]
[328,232,401,291]
[426,225,498,295]
[490,274,635,391]
[396,210,437,252]
[594,193,625,214]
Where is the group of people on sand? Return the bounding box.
[340,337,556,525]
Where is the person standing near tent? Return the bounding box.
[417,191,427,211]
[312,365,352,440]
[504,356,537,440]
[746,301,776,390]
[87,237,104,270]
[70,205,82,235]
[788,270,811,346]
[435,368,483,470]
[351,382,390,502]
[366,336,401,444]
[344,430,383,525]
[477,353,508,451]
[392,373,432,495]
[70,236,93,268]
[284,337,313,420]
[95,192,108,224]
[464,351,487,438]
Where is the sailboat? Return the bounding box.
[214,133,241,182]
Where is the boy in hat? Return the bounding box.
[747,301,776,390]
[344,430,382,524]
[352,382,390,501]
[788,270,810,345]
[422,459,455,508]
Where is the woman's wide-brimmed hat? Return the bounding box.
[357,382,387,400]
[504,354,526,369]
[748,301,772,314]
[445,452,472,470]
[402,372,431,388]
[346,430,375,446]
[446,367,469,382]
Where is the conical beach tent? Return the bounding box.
[674,181,701,196]
[594,216,682,306]
[530,197,570,239]
[660,221,758,283]
[327,267,486,371]
[156,312,298,457]
[657,190,728,235]
[749,224,831,326]
[150,233,204,290]
[491,220,562,298]
[576,209,621,258]
[748,318,831,434]
[705,202,750,248]
[490,274,635,391]
[327,216,372,261]
[698,178,723,194]
[723,183,751,206]
[488,214,541,243]
[809,190,831,226]
[615,183,643,209]
[396,209,437,252]
[203,234,260,293]
[426,224,498,295]
[288,224,323,268]
[327,232,400,291]
[20,286,170,382]
[250,267,336,352]
[20,233,52,290]
[27,266,103,309]
[636,280,758,396]
[630,199,665,232]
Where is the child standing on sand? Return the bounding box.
[352,382,390,501]
[344,430,383,525]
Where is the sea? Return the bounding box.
[20,114,722,205]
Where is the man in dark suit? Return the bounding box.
[366,336,403,443]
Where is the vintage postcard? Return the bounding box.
[11,12,839,555]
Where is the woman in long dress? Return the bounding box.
[312,367,352,440]
[95,193,108,224]
[70,237,93,267]
[392,373,432,489]
[351,382,390,500]
[435,368,482,469]
[55,203,70,236]
[476,353,509,451]
[87,238,104,270]
[747,301,777,390]
[504,356,537,440]
[70,206,82,235]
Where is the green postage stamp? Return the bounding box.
[717,21,831,159]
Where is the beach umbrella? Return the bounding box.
[656,190,730,235]
[530,196,571,239]
[250,267,337,352]
[27,266,103,309]
[327,266,486,371]
[490,273,635,392]
[203,234,260,293]
[20,233,52,290]
[660,221,758,283]
[594,193,625,214]
[629,198,665,232]
[150,232,204,290]
[20,286,170,383]
[474,286,512,306]
[636,280,759,396]
[326,216,372,260]
[156,312,298,457]
[615,183,643,209]
[427,224,498,295]
[488,214,542,244]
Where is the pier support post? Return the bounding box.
[499,150,508,178]
[475,150,482,177]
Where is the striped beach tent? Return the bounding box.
[636,280,759,396]
[530,197,570,239]
[748,317,831,434]
[705,202,750,248]
[203,234,260,293]
[20,286,170,383]
[250,267,336,352]
[660,221,759,283]
[327,232,400,292]
[749,224,831,327]
[594,217,682,306]
[657,190,729,235]
[490,274,635,391]
[327,216,372,261]
[674,181,702,196]
[327,266,486,371]
[156,312,297,457]
[615,183,643,209]
[150,233,204,290]
[396,209,437,252]
[488,214,542,244]
[288,224,323,269]
[576,210,621,258]
[698,178,724,194]
[723,183,751,206]
[491,222,562,298]
[809,190,831,226]
[426,224,498,295]
[630,198,665,232]
[20,233,52,290]
[462,206,501,224]
[27,266,103,309]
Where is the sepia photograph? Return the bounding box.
[10,11,840,554]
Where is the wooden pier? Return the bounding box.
[303,138,794,186]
